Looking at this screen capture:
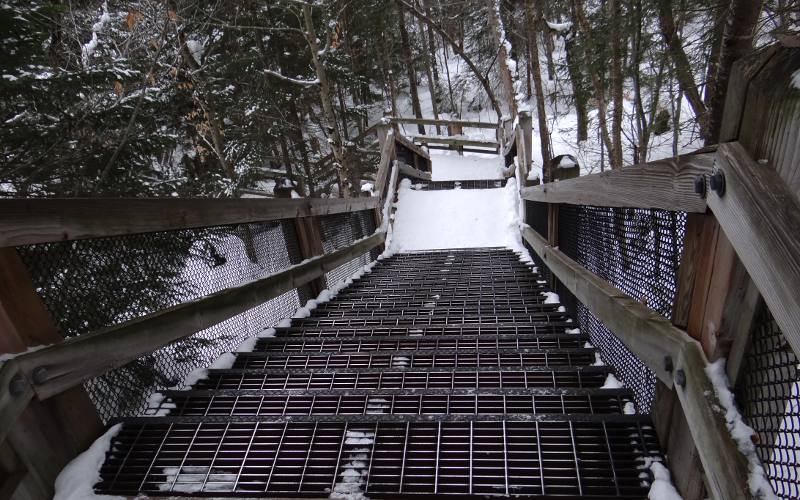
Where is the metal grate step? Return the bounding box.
[94,247,662,498]
[96,420,659,497]
[408,180,506,190]
[192,366,615,391]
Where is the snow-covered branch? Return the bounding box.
[263,70,320,86]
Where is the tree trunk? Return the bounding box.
[608,0,624,168]
[399,0,502,119]
[656,0,709,141]
[379,33,399,115]
[525,0,553,180]
[706,0,763,144]
[417,16,442,134]
[564,23,588,142]
[302,4,350,197]
[397,1,426,134]
[573,0,614,165]
[487,0,518,118]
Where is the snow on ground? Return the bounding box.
[430,151,504,180]
[390,177,522,252]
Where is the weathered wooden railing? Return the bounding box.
[0,125,420,498]
[508,43,800,500]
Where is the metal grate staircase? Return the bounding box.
[95,248,663,498]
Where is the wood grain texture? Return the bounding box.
[520,152,715,212]
[372,133,397,200]
[398,163,432,181]
[707,141,800,358]
[521,225,686,384]
[0,231,385,407]
[0,197,381,248]
[521,224,756,500]
[407,135,499,150]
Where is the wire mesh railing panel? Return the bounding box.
[556,205,687,412]
[319,210,378,289]
[16,220,305,421]
[736,305,800,499]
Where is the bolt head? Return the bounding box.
[31,366,48,385]
[8,374,27,396]
[675,369,686,388]
[664,355,674,373]
[709,170,726,196]
[693,175,706,198]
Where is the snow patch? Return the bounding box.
[643,458,683,500]
[54,424,124,500]
[602,373,624,389]
[705,359,777,499]
[542,292,560,304]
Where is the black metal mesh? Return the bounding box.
[16,220,306,421]
[736,305,800,499]
[554,205,687,412]
[319,210,378,289]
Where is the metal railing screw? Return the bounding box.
[709,169,726,196]
[31,366,48,385]
[8,374,27,396]
[694,175,706,198]
[664,355,674,373]
[675,369,686,388]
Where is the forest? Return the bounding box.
[0,0,797,198]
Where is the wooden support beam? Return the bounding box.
[706,141,800,358]
[520,152,715,212]
[0,197,381,248]
[407,135,499,150]
[521,225,755,500]
[389,117,498,129]
[0,230,386,437]
[0,248,103,498]
[398,163,432,182]
[373,132,397,201]
[519,111,533,184]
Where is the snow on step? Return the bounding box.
[430,151,504,181]
[390,177,523,252]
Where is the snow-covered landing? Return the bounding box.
[390,177,524,252]
[429,151,504,181]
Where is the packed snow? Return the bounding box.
[641,457,683,500]
[53,424,124,500]
[390,172,526,252]
[430,151,505,180]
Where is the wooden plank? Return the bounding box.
[389,117,498,129]
[372,131,397,200]
[407,135,499,149]
[674,342,754,500]
[394,133,431,161]
[520,153,715,212]
[0,231,386,410]
[521,225,755,500]
[398,164,432,182]
[521,225,687,384]
[707,141,800,358]
[0,197,381,248]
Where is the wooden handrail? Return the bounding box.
[706,142,800,357]
[0,197,380,248]
[520,151,715,212]
[407,135,499,149]
[389,117,498,129]
[0,230,386,442]
[520,225,754,500]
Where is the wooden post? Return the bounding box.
[652,44,800,500]
[0,248,103,499]
[274,190,327,298]
[546,205,559,290]
[519,111,533,185]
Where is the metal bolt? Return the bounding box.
[675,369,686,388]
[8,374,27,396]
[664,355,674,373]
[31,366,48,385]
[709,169,726,196]
[693,175,706,198]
